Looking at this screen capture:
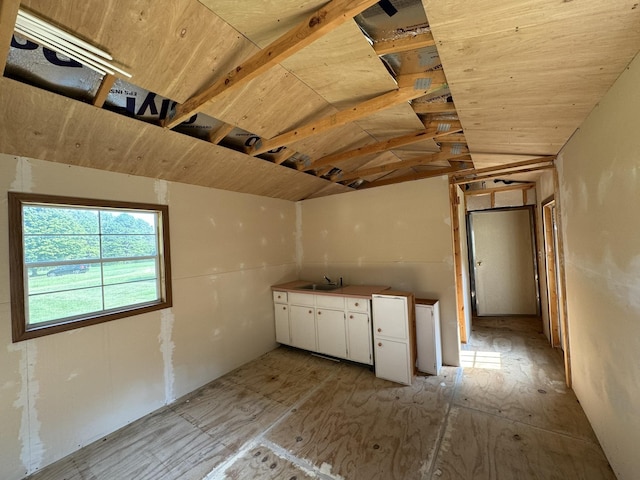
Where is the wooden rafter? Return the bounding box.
[93,74,117,108]
[452,156,556,183]
[373,31,436,56]
[361,163,472,189]
[335,151,471,183]
[163,0,379,129]
[412,102,457,115]
[455,164,555,185]
[435,134,466,144]
[0,0,20,73]
[396,70,446,89]
[273,149,297,165]
[207,122,235,144]
[247,82,446,156]
[302,119,462,172]
[464,183,535,196]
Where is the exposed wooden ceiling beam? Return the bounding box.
[396,70,445,89]
[92,74,116,108]
[464,183,535,196]
[361,163,472,189]
[0,0,20,73]
[302,119,462,172]
[412,102,457,115]
[435,134,466,144]
[273,149,297,165]
[163,0,379,129]
[335,150,471,182]
[454,163,556,185]
[452,156,556,183]
[247,82,446,156]
[373,31,436,56]
[207,122,235,144]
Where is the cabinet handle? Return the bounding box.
[308,310,312,314]
[355,302,359,307]
[377,328,382,333]
[282,306,286,310]
[350,315,354,319]
[378,342,382,347]
[318,311,322,315]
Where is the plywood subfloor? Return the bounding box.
[26,319,615,480]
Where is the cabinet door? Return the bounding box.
[274,303,290,345]
[347,312,372,365]
[372,295,408,340]
[316,309,347,359]
[374,339,411,385]
[290,305,317,352]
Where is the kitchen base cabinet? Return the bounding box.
[272,288,374,366]
[347,312,372,365]
[415,300,442,375]
[372,292,416,385]
[316,308,347,359]
[290,305,317,352]
[274,303,290,344]
[374,338,411,385]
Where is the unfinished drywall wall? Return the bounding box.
[557,52,640,480]
[0,155,297,480]
[298,176,460,366]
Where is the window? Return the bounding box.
[9,193,172,342]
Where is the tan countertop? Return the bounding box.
[272,280,391,299]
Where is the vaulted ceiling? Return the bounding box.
[1,0,639,201]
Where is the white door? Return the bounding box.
[372,296,408,340]
[316,308,347,358]
[374,339,411,385]
[289,305,316,351]
[347,312,372,364]
[274,303,290,344]
[470,208,539,315]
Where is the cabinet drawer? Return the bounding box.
[346,297,369,313]
[316,294,345,309]
[289,292,315,306]
[273,291,288,304]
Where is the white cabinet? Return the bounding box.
[347,312,372,364]
[274,303,290,344]
[316,308,347,358]
[372,292,415,385]
[273,291,290,344]
[415,300,442,375]
[290,305,317,351]
[374,339,410,385]
[272,290,373,365]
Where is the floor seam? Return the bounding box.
[451,402,600,445]
[200,357,342,479]
[423,366,464,480]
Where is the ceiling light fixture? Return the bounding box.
[14,9,131,78]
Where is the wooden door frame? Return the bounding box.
[542,197,561,347]
[466,205,541,317]
[542,187,572,387]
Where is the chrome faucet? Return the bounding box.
[324,276,343,286]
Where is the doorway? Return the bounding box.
[467,207,540,316]
[542,197,565,348]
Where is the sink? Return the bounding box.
[298,283,343,291]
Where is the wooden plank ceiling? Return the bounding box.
[1,0,639,201]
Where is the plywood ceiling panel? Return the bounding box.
[422,0,640,156]
[21,0,254,103]
[0,77,348,201]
